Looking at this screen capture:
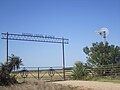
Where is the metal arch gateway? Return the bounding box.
[1,32,69,80]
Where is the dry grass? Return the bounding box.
[54,80,120,90]
[1,79,119,90]
[2,70,119,90]
[0,79,85,90]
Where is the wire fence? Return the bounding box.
[88,64,120,76]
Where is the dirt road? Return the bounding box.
[53,80,120,90]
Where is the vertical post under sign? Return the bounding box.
[62,38,65,80]
[6,32,8,64]
[38,67,40,79]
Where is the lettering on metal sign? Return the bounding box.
[22,33,55,38]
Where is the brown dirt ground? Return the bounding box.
[53,80,120,90]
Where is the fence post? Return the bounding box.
[6,32,8,64]
[38,67,39,79]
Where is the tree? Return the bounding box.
[72,61,88,80]
[8,54,23,71]
[109,45,120,64]
[0,54,23,85]
[83,42,120,67]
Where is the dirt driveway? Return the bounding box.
[53,80,120,90]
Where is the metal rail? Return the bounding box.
[1,33,69,44]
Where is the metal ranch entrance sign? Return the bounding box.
[1,32,69,80]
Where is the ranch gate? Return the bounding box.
[1,32,69,81]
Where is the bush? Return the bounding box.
[71,61,88,80]
[0,54,22,86]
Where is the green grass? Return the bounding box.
[86,76,120,83]
[98,79,120,83]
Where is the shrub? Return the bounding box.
[0,54,22,86]
[71,61,88,80]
